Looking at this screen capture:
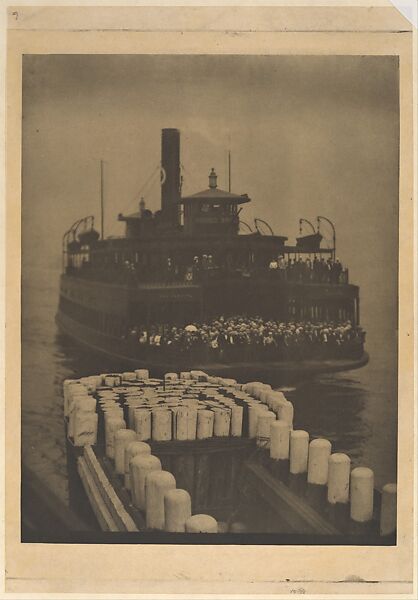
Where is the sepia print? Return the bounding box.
[5,5,415,595]
[21,52,399,544]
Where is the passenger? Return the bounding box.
[334,258,343,284]
[313,256,320,283]
[277,255,286,281]
[192,256,201,282]
[269,257,278,270]
[166,257,175,283]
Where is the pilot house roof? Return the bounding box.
[179,168,251,205]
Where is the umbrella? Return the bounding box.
[185,324,198,332]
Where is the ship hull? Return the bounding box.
[56,309,369,386]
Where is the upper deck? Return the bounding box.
[60,127,357,328]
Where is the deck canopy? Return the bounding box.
[295,232,323,252]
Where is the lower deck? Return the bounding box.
[58,273,361,339]
[56,310,369,386]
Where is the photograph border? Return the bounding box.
[4,4,416,596]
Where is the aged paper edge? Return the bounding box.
[3,4,416,597]
[4,3,414,32]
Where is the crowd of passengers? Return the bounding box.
[268,255,345,284]
[126,316,365,361]
[71,254,347,285]
[162,254,346,284]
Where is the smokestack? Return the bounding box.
[161,128,181,226]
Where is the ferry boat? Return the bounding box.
[56,128,368,384]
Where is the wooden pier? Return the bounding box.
[63,370,397,544]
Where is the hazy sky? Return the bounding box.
[22,54,399,334]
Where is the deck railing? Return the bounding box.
[65,265,350,287]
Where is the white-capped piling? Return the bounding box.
[230,405,243,437]
[289,430,309,474]
[114,429,137,475]
[63,380,82,418]
[190,370,206,381]
[134,409,152,441]
[130,454,162,509]
[213,408,230,437]
[124,441,151,490]
[122,371,136,381]
[270,420,291,460]
[243,382,262,395]
[164,488,192,532]
[224,378,237,386]
[187,408,198,440]
[327,453,351,504]
[135,369,149,380]
[251,383,271,400]
[277,401,294,428]
[103,405,123,423]
[259,389,272,405]
[145,470,176,530]
[350,467,374,523]
[79,376,93,390]
[68,395,95,438]
[180,371,192,380]
[105,375,120,387]
[185,514,218,533]
[152,409,172,441]
[72,395,98,446]
[175,407,190,441]
[73,411,98,447]
[165,372,178,382]
[380,483,397,536]
[248,404,268,438]
[105,416,126,459]
[307,438,332,485]
[256,411,276,447]
[197,410,214,439]
[172,406,197,440]
[127,398,144,429]
[264,391,285,412]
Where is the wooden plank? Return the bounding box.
[77,457,119,532]
[83,447,139,532]
[244,460,341,536]
[99,456,146,530]
[193,454,211,511]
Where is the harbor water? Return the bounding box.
[22,264,398,507]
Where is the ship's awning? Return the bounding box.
[295,232,323,251]
[180,188,251,205]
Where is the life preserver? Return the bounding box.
[160,166,166,185]
[185,271,193,282]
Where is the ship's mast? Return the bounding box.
[228,150,231,192]
[100,159,104,239]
